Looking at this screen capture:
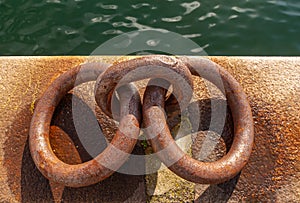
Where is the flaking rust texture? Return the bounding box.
[0,56,299,202]
[207,57,300,202]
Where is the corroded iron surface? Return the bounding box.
[143,56,254,184]
[29,63,142,187]
[31,55,252,187]
[95,55,194,118]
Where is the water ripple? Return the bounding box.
[198,12,217,21]
[113,16,153,30]
[96,3,118,10]
[132,3,150,9]
[91,17,102,23]
[228,15,238,20]
[213,5,220,9]
[146,39,160,46]
[161,16,182,22]
[190,44,208,53]
[87,14,116,24]
[281,9,300,17]
[208,23,216,28]
[183,33,202,38]
[176,25,191,28]
[231,6,255,13]
[180,1,201,15]
[46,0,61,3]
[102,29,123,35]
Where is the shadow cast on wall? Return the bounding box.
[3,92,278,202]
[191,98,240,203]
[167,98,240,202]
[4,93,146,202]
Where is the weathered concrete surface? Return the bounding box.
[194,57,300,203]
[0,56,299,202]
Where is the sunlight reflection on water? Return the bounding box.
[0,0,299,55]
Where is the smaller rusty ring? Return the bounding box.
[143,57,254,184]
[94,55,194,120]
[29,63,141,187]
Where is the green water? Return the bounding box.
[0,0,299,56]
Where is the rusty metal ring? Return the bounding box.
[94,55,194,119]
[29,63,141,187]
[143,57,254,184]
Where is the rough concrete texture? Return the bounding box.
[0,56,299,202]
[145,124,195,203]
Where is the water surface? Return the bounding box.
[0,0,299,55]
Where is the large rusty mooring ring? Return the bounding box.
[29,55,254,187]
[143,56,254,184]
[29,63,142,187]
[94,55,194,119]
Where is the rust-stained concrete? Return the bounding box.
[0,56,299,202]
